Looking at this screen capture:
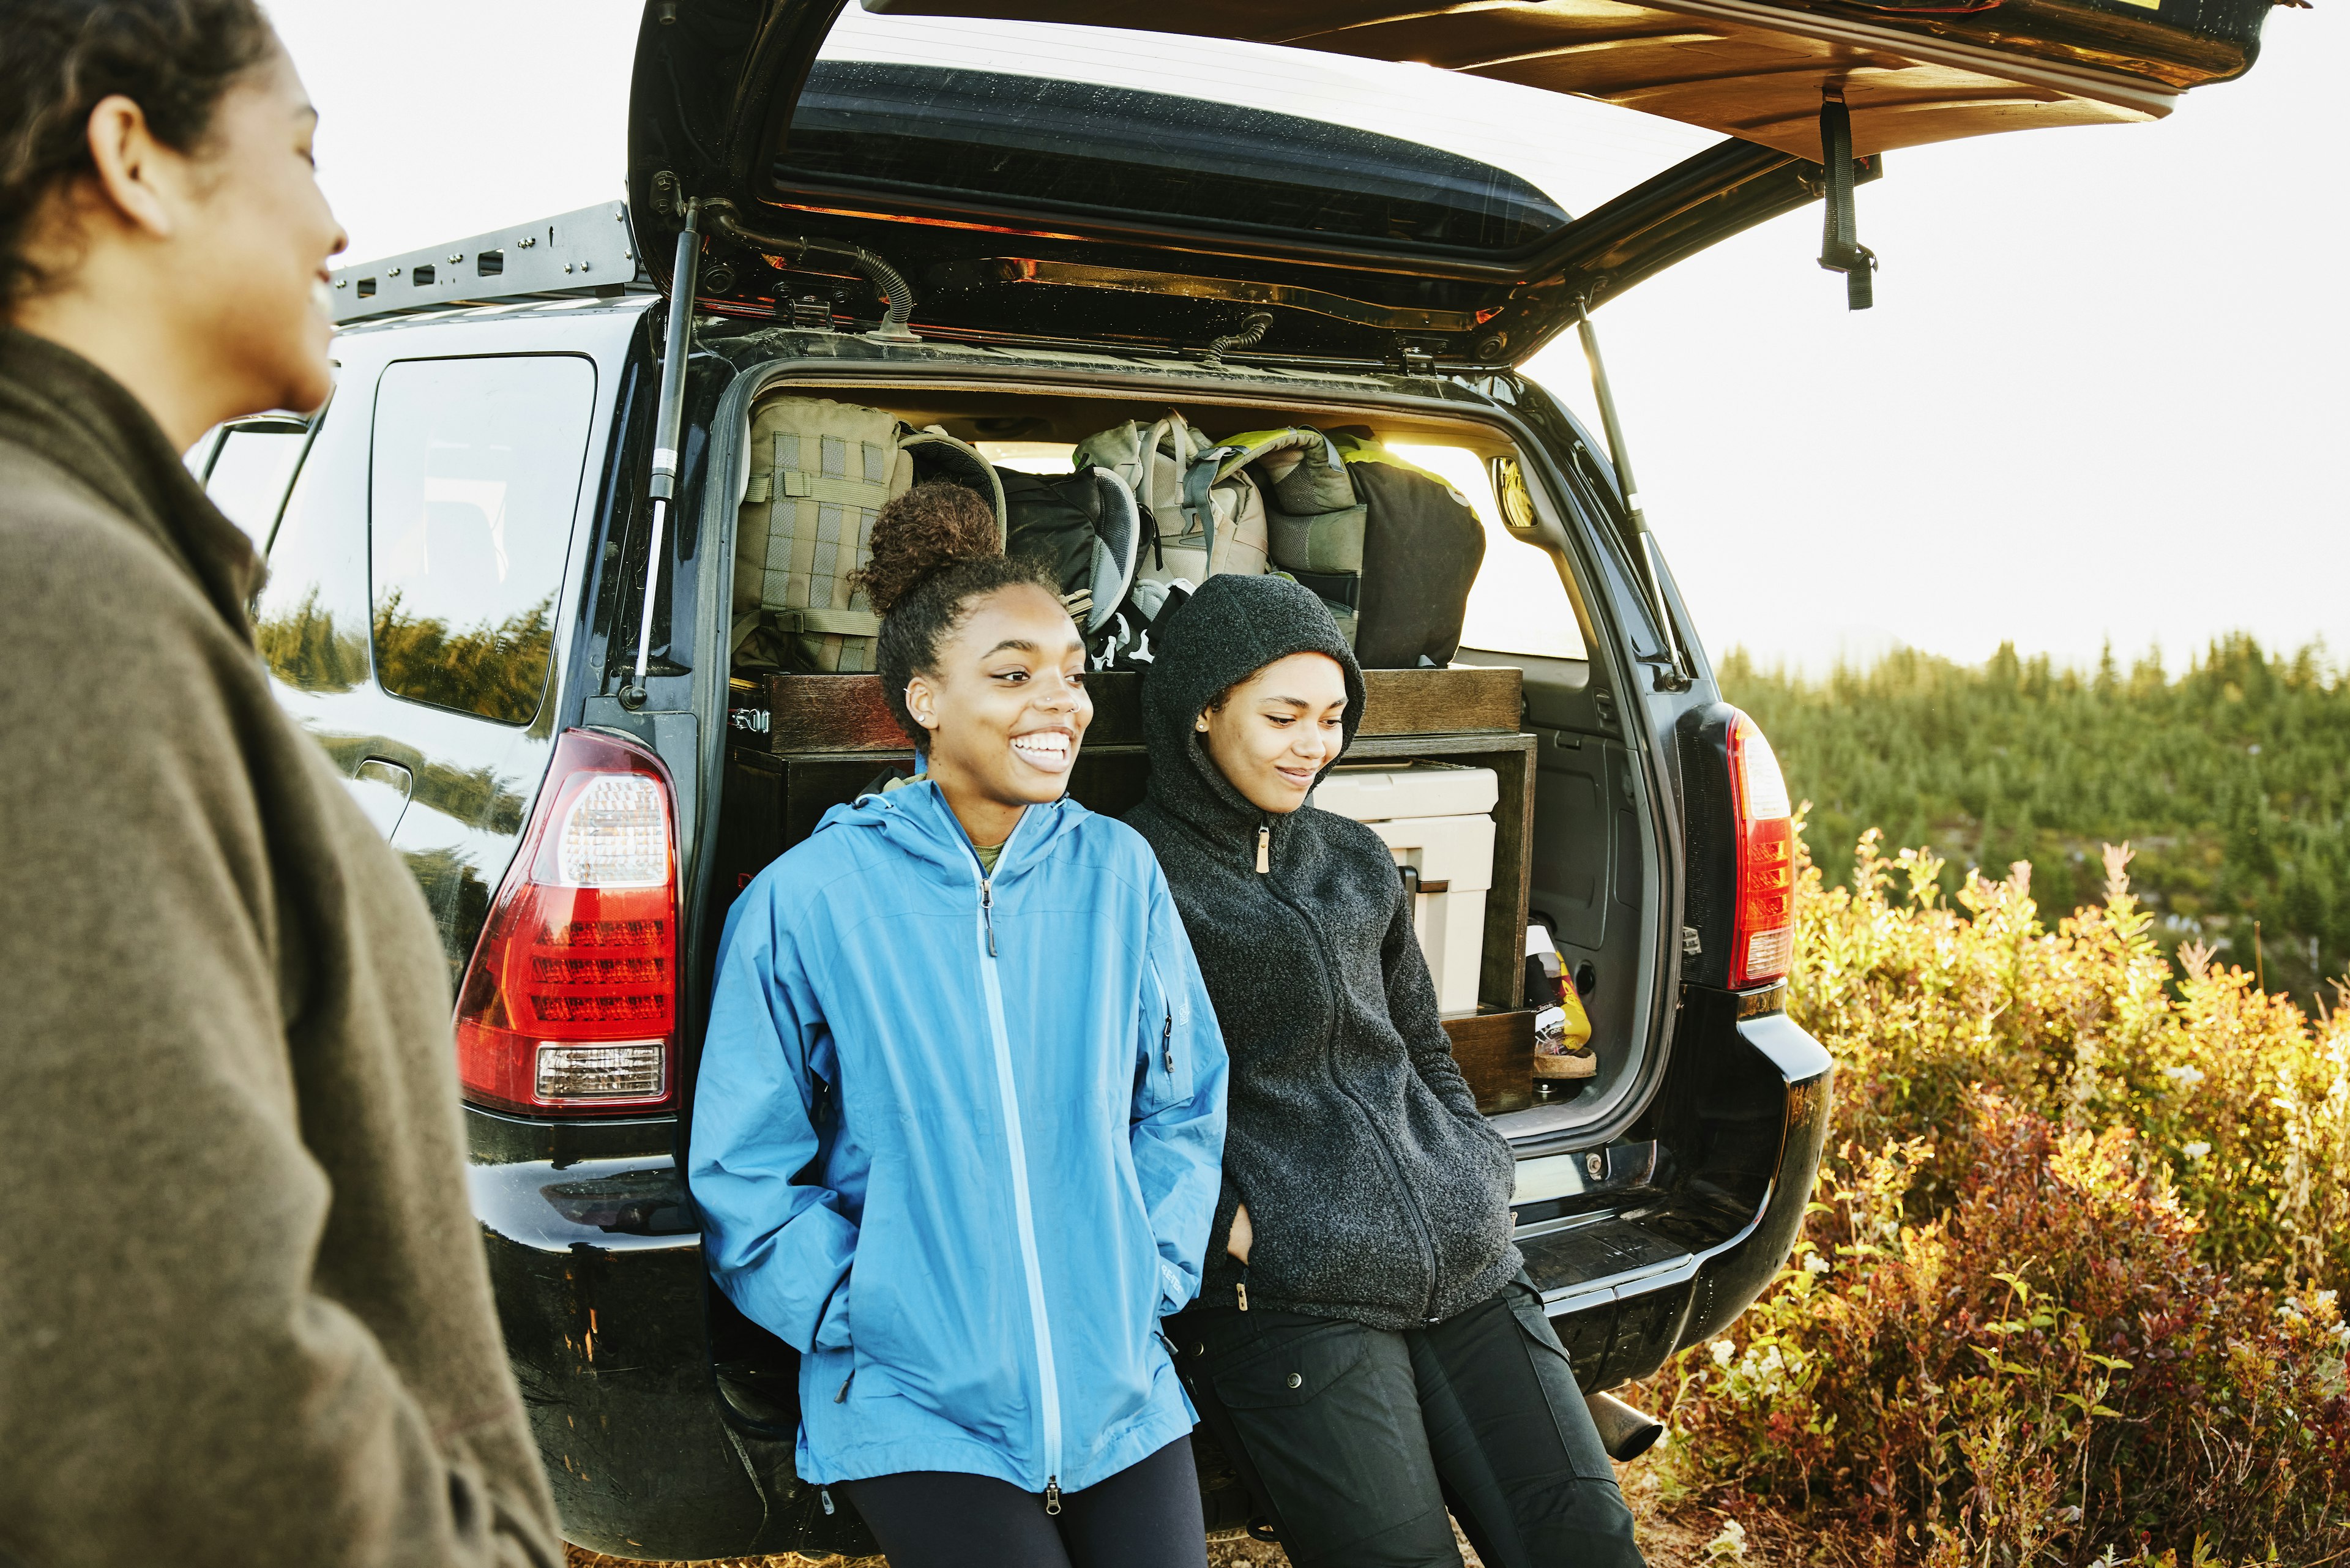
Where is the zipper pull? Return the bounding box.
[1162,1012,1174,1074]
[1045,1477,1062,1516]
[982,878,997,958]
[834,1368,855,1403]
[1255,824,1270,874]
[1236,1281,1249,1312]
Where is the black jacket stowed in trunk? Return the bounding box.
[1125,575,1521,1331]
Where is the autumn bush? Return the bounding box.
[1644,824,2350,1567]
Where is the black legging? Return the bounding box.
[1175,1274,1646,1568]
[840,1436,1208,1568]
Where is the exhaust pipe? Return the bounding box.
[1585,1391,1666,1461]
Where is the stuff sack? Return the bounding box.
[1073,412,1268,588]
[1219,426,1367,646]
[732,399,1001,673]
[1330,434,1485,670]
[999,465,1142,644]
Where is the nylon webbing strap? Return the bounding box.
[774,607,884,636]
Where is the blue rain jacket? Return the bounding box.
[691,780,1228,1494]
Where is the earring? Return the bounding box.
[1194,716,1210,733]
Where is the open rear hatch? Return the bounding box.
[629,0,2272,364]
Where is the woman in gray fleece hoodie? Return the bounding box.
[1127,574,1641,1568]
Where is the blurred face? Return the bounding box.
[905,583,1094,845]
[1198,652,1349,815]
[171,48,343,416]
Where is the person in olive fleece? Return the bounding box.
[1127,573,1643,1568]
[0,4,560,1565]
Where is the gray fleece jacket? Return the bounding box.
[1126,575,1521,1331]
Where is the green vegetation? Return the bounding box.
[1644,829,2350,1566]
[1721,637,2348,1005]
[254,586,367,693]
[370,589,556,726]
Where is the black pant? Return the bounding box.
[840,1435,1207,1568]
[1174,1275,1646,1568]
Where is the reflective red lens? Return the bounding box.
[1726,711,1794,990]
[455,730,678,1115]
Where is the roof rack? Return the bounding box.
[327,202,648,324]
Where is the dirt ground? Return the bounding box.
[563,1458,1755,1568]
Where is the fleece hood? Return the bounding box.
[1141,575,1369,842]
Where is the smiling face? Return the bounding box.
[905,581,1094,848]
[179,47,344,417]
[8,38,344,442]
[1198,651,1351,815]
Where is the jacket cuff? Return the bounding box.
[811,1275,852,1351]
[1207,1176,1244,1268]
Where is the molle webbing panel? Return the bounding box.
[734,398,911,673]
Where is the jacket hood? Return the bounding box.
[1141,574,1367,840]
[818,772,1089,883]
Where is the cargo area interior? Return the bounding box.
[701,377,1663,1430]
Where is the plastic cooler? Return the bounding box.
[1314,763,1498,1014]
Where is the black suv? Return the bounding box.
[202,0,2269,1554]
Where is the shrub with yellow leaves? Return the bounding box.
[1642,819,2350,1566]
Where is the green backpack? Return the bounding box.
[731,398,1002,673]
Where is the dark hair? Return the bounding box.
[856,480,1060,746]
[1,0,279,308]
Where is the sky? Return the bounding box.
[272,0,2347,676]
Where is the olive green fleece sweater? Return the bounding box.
[0,329,561,1568]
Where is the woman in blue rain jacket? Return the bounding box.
[691,483,1227,1568]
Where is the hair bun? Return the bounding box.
[855,481,1002,618]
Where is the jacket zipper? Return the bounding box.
[1252,822,1442,1320]
[966,827,1064,1512]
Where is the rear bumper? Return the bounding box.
[465,1110,829,1559]
[1516,993,1834,1387]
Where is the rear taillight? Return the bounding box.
[1726,710,1794,988]
[455,729,679,1115]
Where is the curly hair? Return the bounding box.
[855,480,1063,746]
[1,0,279,308]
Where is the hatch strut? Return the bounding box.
[621,197,702,711]
[1818,92,1878,312]
[1570,301,1694,694]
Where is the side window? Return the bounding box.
[369,356,596,725]
[1387,442,1587,662]
[203,419,309,543]
[253,400,371,694]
